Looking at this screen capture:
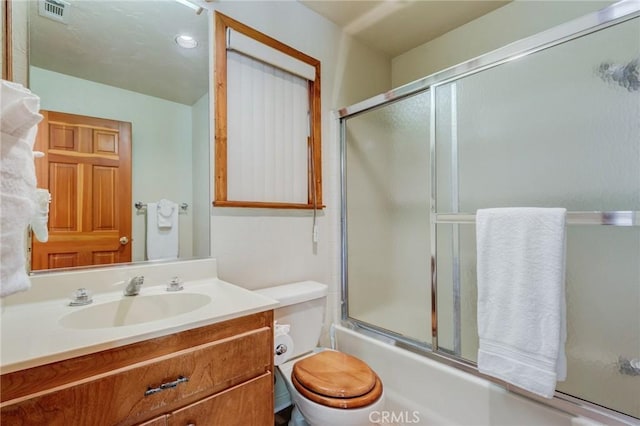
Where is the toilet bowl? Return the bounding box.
[255,281,385,426]
[279,349,385,426]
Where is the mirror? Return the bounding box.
[18,0,210,272]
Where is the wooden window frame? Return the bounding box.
[213,12,323,209]
[2,0,13,81]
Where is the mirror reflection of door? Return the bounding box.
[31,110,132,270]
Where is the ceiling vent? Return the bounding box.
[38,0,71,24]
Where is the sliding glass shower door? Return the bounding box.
[434,16,640,418]
[343,90,431,345]
[341,8,639,421]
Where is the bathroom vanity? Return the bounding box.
[0,275,278,425]
[1,311,274,425]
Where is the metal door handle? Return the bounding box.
[119,236,129,245]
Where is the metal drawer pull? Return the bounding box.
[144,375,189,396]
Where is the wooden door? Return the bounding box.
[32,111,132,270]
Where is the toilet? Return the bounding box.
[256,281,385,426]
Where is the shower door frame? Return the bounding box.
[339,1,640,425]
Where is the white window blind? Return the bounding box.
[226,28,316,81]
[226,50,310,203]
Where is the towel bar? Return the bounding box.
[135,201,188,211]
[434,211,639,227]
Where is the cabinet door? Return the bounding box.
[168,373,273,426]
[0,328,271,426]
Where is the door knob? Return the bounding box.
[119,236,129,245]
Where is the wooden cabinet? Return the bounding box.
[168,373,272,426]
[0,311,274,426]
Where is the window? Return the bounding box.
[214,12,322,209]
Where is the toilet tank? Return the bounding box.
[255,281,328,359]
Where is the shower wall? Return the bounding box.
[346,91,431,343]
[391,1,613,87]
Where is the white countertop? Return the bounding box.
[0,278,278,374]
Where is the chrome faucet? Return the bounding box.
[69,288,93,306]
[123,276,145,296]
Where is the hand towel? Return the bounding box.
[157,198,177,229]
[476,207,567,398]
[1,96,42,137]
[30,188,51,242]
[0,194,34,297]
[146,202,179,260]
[1,80,43,297]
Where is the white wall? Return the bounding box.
[29,67,196,262]
[191,93,210,258]
[391,1,613,87]
[207,1,392,330]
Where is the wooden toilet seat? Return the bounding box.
[291,351,383,409]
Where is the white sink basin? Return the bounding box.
[1,277,279,374]
[59,293,212,329]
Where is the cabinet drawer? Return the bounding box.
[168,372,273,426]
[1,327,271,426]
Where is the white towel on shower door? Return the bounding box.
[476,207,567,399]
[146,202,179,260]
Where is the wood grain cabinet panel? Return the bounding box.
[0,312,274,426]
[138,415,168,426]
[168,373,273,426]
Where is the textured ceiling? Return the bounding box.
[28,0,509,105]
[29,0,209,106]
[300,0,510,57]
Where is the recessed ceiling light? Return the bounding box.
[175,35,198,49]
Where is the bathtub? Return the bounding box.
[333,325,616,426]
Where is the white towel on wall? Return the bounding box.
[157,198,177,229]
[0,80,43,298]
[146,202,179,260]
[31,188,51,242]
[476,207,567,399]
